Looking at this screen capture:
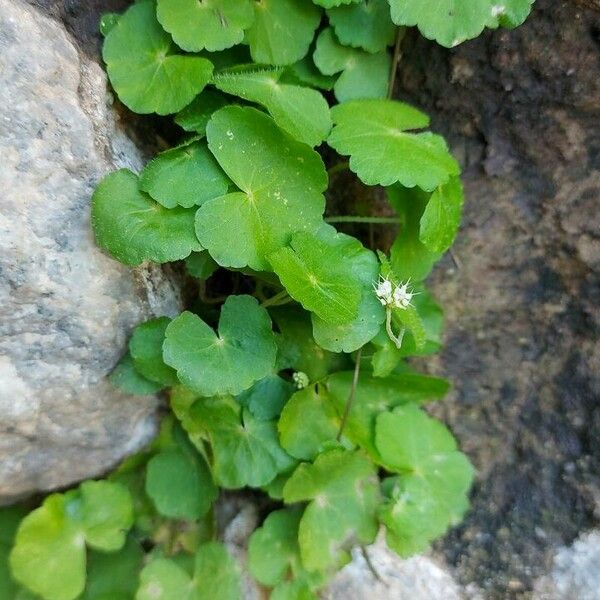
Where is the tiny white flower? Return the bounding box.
[392,281,414,310]
[374,277,394,306]
[292,371,309,390]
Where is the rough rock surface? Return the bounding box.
[0,0,180,502]
[392,0,600,596]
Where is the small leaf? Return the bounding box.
[387,185,442,281]
[236,375,295,421]
[140,140,230,209]
[285,56,336,91]
[248,507,303,587]
[419,176,464,253]
[102,1,213,115]
[197,106,326,270]
[328,0,397,53]
[328,99,460,190]
[137,542,241,600]
[174,90,230,135]
[269,230,363,325]
[92,169,201,266]
[163,295,277,397]
[246,0,321,66]
[313,28,390,102]
[185,251,219,280]
[283,449,380,572]
[188,396,295,488]
[109,353,164,395]
[278,385,340,460]
[145,449,217,520]
[129,317,178,387]
[213,67,331,146]
[156,0,255,52]
[99,12,119,36]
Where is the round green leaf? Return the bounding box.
[283,449,380,572]
[163,295,277,396]
[197,106,326,270]
[145,449,217,520]
[328,0,397,53]
[328,99,460,190]
[156,0,255,52]
[313,28,390,102]
[278,385,340,460]
[213,67,331,146]
[137,558,191,600]
[129,317,178,386]
[247,0,321,66]
[102,1,213,115]
[140,140,230,209]
[92,169,202,266]
[189,397,295,488]
[9,494,86,600]
[248,507,303,587]
[109,352,165,396]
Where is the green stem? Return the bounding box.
[325,216,400,224]
[388,28,404,99]
[261,289,290,308]
[336,347,362,441]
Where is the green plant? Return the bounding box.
[2,1,536,598]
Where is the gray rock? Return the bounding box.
[534,531,600,600]
[0,0,180,502]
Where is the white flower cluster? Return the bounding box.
[292,371,310,390]
[374,277,414,310]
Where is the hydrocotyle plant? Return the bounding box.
[2,1,536,599]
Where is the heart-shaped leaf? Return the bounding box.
[140,139,230,209]
[92,169,201,266]
[313,28,390,101]
[196,106,327,270]
[163,295,277,396]
[246,0,321,65]
[102,1,213,115]
[156,0,255,52]
[213,67,331,146]
[328,99,460,190]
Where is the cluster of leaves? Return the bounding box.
[2,1,536,599]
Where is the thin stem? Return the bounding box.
[385,308,406,349]
[336,347,362,441]
[361,545,384,583]
[325,216,400,224]
[327,161,349,177]
[387,28,403,99]
[260,289,289,308]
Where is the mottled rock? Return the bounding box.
[0,0,180,502]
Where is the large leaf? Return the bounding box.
[188,396,295,488]
[326,371,450,458]
[309,226,385,352]
[197,106,327,270]
[102,1,213,114]
[140,140,230,209]
[278,385,340,460]
[213,67,331,146]
[137,542,241,600]
[270,230,363,325]
[375,405,474,556]
[419,176,464,253]
[283,449,380,572]
[246,0,321,66]
[129,317,178,387]
[388,0,534,47]
[328,99,460,190]
[92,169,201,266]
[156,0,254,52]
[328,0,397,53]
[313,28,390,102]
[163,295,277,396]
